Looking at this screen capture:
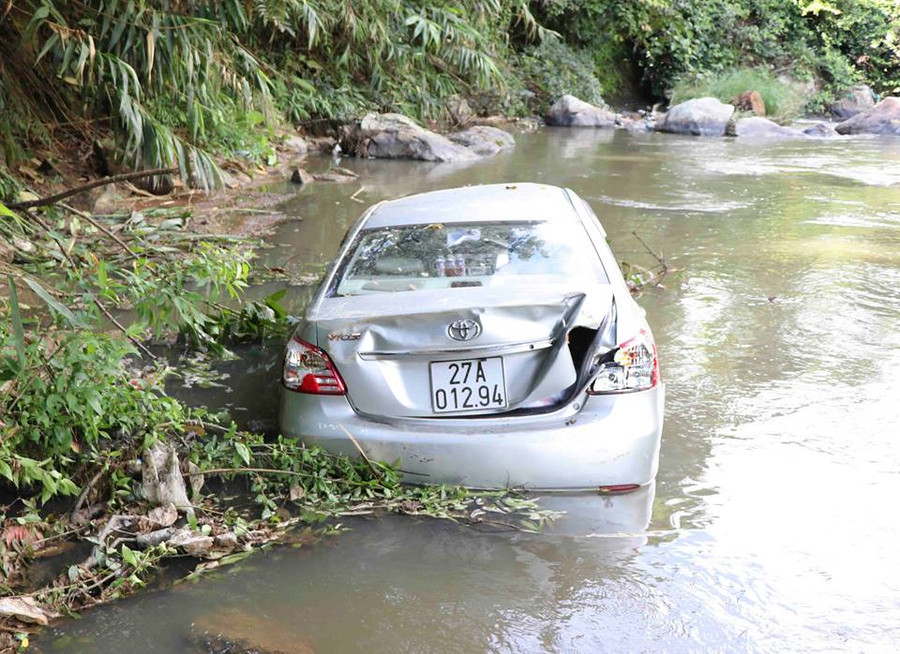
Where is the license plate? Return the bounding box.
[429,357,507,413]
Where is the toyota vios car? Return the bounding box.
[279,183,664,490]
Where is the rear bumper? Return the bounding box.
[278,385,664,490]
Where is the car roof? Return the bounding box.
[364,183,580,228]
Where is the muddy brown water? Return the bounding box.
[49,128,900,652]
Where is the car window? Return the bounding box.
[330,221,608,296]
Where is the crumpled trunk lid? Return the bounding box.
[312,285,612,418]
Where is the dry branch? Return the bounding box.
[7,167,178,210]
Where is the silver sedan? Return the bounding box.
[279,183,664,491]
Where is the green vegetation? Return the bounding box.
[2,1,899,193]
[532,0,900,106]
[0,0,546,189]
[670,68,809,121]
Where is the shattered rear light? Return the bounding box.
[586,329,659,394]
[283,337,346,395]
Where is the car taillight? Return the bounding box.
[586,329,659,394]
[283,337,346,395]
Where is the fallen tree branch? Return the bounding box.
[632,231,668,276]
[60,202,139,259]
[7,167,178,210]
[339,424,384,481]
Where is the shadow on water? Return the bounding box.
[52,128,900,652]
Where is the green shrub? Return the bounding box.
[515,40,609,113]
[671,67,810,120]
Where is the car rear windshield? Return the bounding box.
[330,221,609,296]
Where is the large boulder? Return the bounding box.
[655,97,735,136]
[835,97,900,135]
[448,125,515,155]
[545,95,616,128]
[351,113,477,162]
[830,84,876,120]
[728,117,804,139]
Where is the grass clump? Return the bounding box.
[670,67,810,120]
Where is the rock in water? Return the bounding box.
[290,167,314,185]
[728,117,803,139]
[545,95,616,128]
[141,441,192,513]
[655,97,736,136]
[350,113,477,162]
[803,123,839,138]
[835,97,900,135]
[448,126,515,155]
[830,84,876,120]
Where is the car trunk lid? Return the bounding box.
[312,285,612,418]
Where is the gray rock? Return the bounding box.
[835,97,900,135]
[448,125,515,155]
[728,117,804,139]
[353,113,477,162]
[803,122,840,138]
[545,95,616,128]
[830,84,876,120]
[290,167,314,185]
[655,97,736,136]
[281,135,308,157]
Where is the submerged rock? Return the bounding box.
[835,97,900,135]
[728,117,803,139]
[545,95,616,128]
[349,113,477,162]
[190,611,316,654]
[830,84,876,120]
[448,125,515,155]
[655,97,735,136]
[803,122,840,138]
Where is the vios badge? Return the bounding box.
[448,319,481,341]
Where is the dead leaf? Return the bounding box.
[0,596,58,625]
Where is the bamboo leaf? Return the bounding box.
[22,277,86,327]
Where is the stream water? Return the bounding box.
[49,128,900,652]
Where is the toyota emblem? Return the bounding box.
[447,319,481,341]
